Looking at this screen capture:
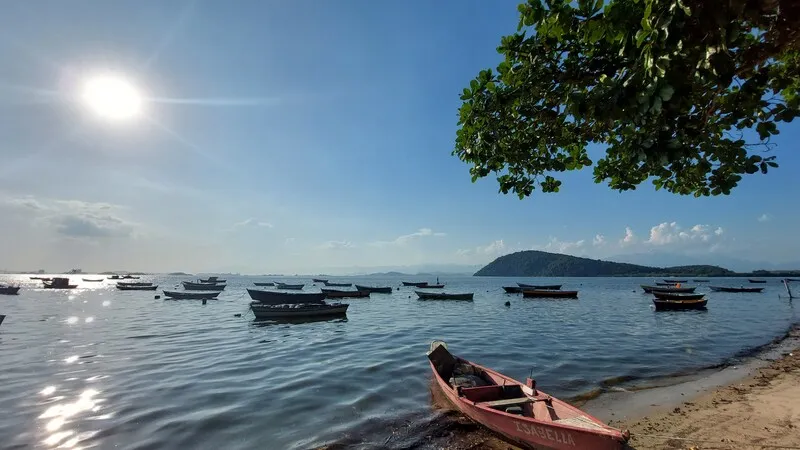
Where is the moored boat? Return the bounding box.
[246,289,326,304]
[122,275,140,279]
[312,278,328,283]
[503,286,522,294]
[709,286,764,293]
[354,284,392,293]
[323,281,352,287]
[117,281,153,286]
[82,278,104,282]
[321,289,370,298]
[663,279,687,283]
[0,285,21,295]
[427,342,629,450]
[108,275,121,280]
[42,278,77,289]
[653,298,708,311]
[402,281,428,287]
[183,281,226,291]
[422,284,445,289]
[655,282,677,286]
[748,279,767,283]
[641,285,696,294]
[253,282,275,286]
[30,276,52,281]
[250,302,348,319]
[518,283,563,290]
[117,284,158,291]
[522,289,578,299]
[275,282,304,290]
[199,276,226,283]
[163,290,220,299]
[652,292,705,301]
[416,291,473,300]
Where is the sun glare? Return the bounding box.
[81,75,143,121]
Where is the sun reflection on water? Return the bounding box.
[66,317,79,325]
[39,389,102,448]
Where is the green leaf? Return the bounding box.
[659,84,675,101]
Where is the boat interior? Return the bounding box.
[428,342,609,431]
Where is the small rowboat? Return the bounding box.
[503,286,522,294]
[653,298,708,311]
[321,288,370,298]
[402,281,428,287]
[323,281,352,287]
[117,284,158,291]
[82,278,104,282]
[312,278,328,283]
[427,342,629,450]
[163,290,220,299]
[652,292,705,301]
[247,289,326,304]
[641,285,696,294]
[416,291,473,301]
[748,279,767,283]
[253,282,274,286]
[0,286,21,295]
[118,281,153,287]
[250,302,348,319]
[709,286,764,293]
[183,281,226,291]
[354,284,392,293]
[663,279,687,283]
[518,283,562,290]
[523,289,578,299]
[275,283,304,290]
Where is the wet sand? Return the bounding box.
[617,345,800,450]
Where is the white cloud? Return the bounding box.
[620,227,636,245]
[757,214,771,223]
[2,195,136,239]
[647,222,719,246]
[370,228,446,247]
[232,218,273,229]
[477,239,506,255]
[319,240,353,250]
[593,234,606,246]
[542,237,585,254]
[715,227,724,236]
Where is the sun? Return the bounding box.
[81,74,143,121]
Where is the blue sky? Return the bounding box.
[0,0,798,274]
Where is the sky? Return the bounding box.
[0,0,798,274]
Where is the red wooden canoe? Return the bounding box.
[522,289,578,298]
[427,342,628,450]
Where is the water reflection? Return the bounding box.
[251,317,349,327]
[39,388,102,447]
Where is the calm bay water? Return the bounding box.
[0,275,797,449]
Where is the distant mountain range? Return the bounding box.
[475,250,738,277]
[608,252,800,273]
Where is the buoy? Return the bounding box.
[234,313,242,317]
[202,299,207,305]
[154,295,161,299]
[504,301,511,307]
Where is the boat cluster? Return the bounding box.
[641,279,768,310]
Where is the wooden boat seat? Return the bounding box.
[554,416,607,431]
[480,397,534,408]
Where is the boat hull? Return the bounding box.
[518,283,563,290]
[354,284,392,293]
[253,282,274,286]
[709,286,764,293]
[641,285,696,294]
[402,282,428,287]
[312,279,328,283]
[246,289,326,304]
[522,290,578,299]
[0,286,20,295]
[748,279,767,283]
[117,285,158,291]
[503,286,522,294]
[663,279,687,283]
[321,289,370,298]
[416,291,473,300]
[251,303,348,319]
[183,282,226,291]
[653,299,708,310]
[652,292,705,301]
[323,282,352,287]
[428,344,628,450]
[163,290,220,299]
[82,278,103,282]
[275,283,304,290]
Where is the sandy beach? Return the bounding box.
[617,344,800,450]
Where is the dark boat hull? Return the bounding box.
[748,279,767,283]
[82,278,103,282]
[275,283,304,290]
[663,279,687,283]
[183,282,226,291]
[518,283,563,290]
[655,282,677,286]
[503,286,522,294]
[253,282,274,286]
[416,291,473,300]
[247,289,326,304]
[641,285,696,294]
[709,286,764,293]
[323,282,352,287]
[163,290,220,299]
[312,279,328,283]
[250,303,348,319]
[653,299,708,310]
[402,282,428,287]
[0,286,21,295]
[117,285,158,291]
[199,278,226,283]
[321,289,370,298]
[653,292,705,301]
[523,290,578,298]
[354,284,392,293]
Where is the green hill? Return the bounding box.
[474,251,735,277]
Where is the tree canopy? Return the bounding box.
[454,0,800,197]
